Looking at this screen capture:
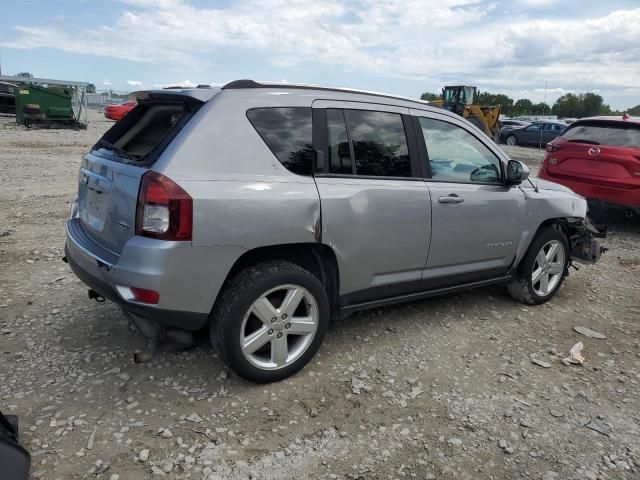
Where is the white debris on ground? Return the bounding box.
[0,111,639,478]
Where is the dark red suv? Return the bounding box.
[539,115,640,218]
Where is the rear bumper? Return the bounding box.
[65,218,244,330]
[539,172,640,209]
[64,243,208,330]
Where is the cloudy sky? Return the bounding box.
[1,0,639,109]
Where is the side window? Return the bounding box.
[327,109,353,174]
[344,110,411,177]
[526,123,542,131]
[418,117,502,183]
[247,107,313,176]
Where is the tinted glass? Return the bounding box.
[561,123,640,148]
[526,123,542,131]
[247,107,313,175]
[344,110,411,177]
[419,117,502,183]
[327,109,353,174]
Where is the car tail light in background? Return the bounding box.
[130,287,160,304]
[136,171,192,241]
[546,143,561,153]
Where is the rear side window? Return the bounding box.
[561,122,640,148]
[247,107,313,176]
[343,110,411,177]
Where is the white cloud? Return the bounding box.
[153,79,198,88]
[102,78,112,86]
[1,1,639,105]
[126,80,142,86]
[517,0,560,6]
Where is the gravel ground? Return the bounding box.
[1,111,639,480]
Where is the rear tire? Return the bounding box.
[506,134,517,146]
[508,227,569,305]
[211,260,330,383]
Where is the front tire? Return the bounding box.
[508,227,569,304]
[211,261,330,383]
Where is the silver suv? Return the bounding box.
[65,80,604,382]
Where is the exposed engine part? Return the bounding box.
[126,311,162,339]
[125,310,196,363]
[566,217,607,264]
[134,338,161,364]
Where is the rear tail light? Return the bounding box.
[130,287,160,304]
[136,171,192,241]
[546,143,561,153]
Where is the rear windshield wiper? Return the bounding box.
[567,139,600,145]
[97,139,132,159]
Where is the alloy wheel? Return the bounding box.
[531,240,565,296]
[239,284,318,370]
[506,135,517,146]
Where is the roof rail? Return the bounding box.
[220,79,432,106]
[221,79,263,89]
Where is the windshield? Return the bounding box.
[561,122,640,148]
[443,88,458,103]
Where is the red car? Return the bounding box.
[539,114,640,218]
[104,101,136,121]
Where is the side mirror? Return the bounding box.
[506,159,529,185]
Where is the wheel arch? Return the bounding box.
[512,217,572,271]
[215,242,340,316]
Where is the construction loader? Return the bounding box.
[431,86,502,141]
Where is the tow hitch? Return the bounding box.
[88,289,105,303]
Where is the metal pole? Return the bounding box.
[539,81,548,147]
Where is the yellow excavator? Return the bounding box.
[431,86,502,141]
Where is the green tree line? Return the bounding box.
[420,90,638,118]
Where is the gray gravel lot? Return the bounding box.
[1,111,639,479]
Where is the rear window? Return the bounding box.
[95,100,198,164]
[247,107,314,176]
[561,122,640,148]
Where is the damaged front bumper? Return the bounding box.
[568,217,607,264]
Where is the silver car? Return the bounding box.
[64,80,604,382]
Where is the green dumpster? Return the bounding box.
[15,84,81,128]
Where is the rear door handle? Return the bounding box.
[438,194,464,204]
